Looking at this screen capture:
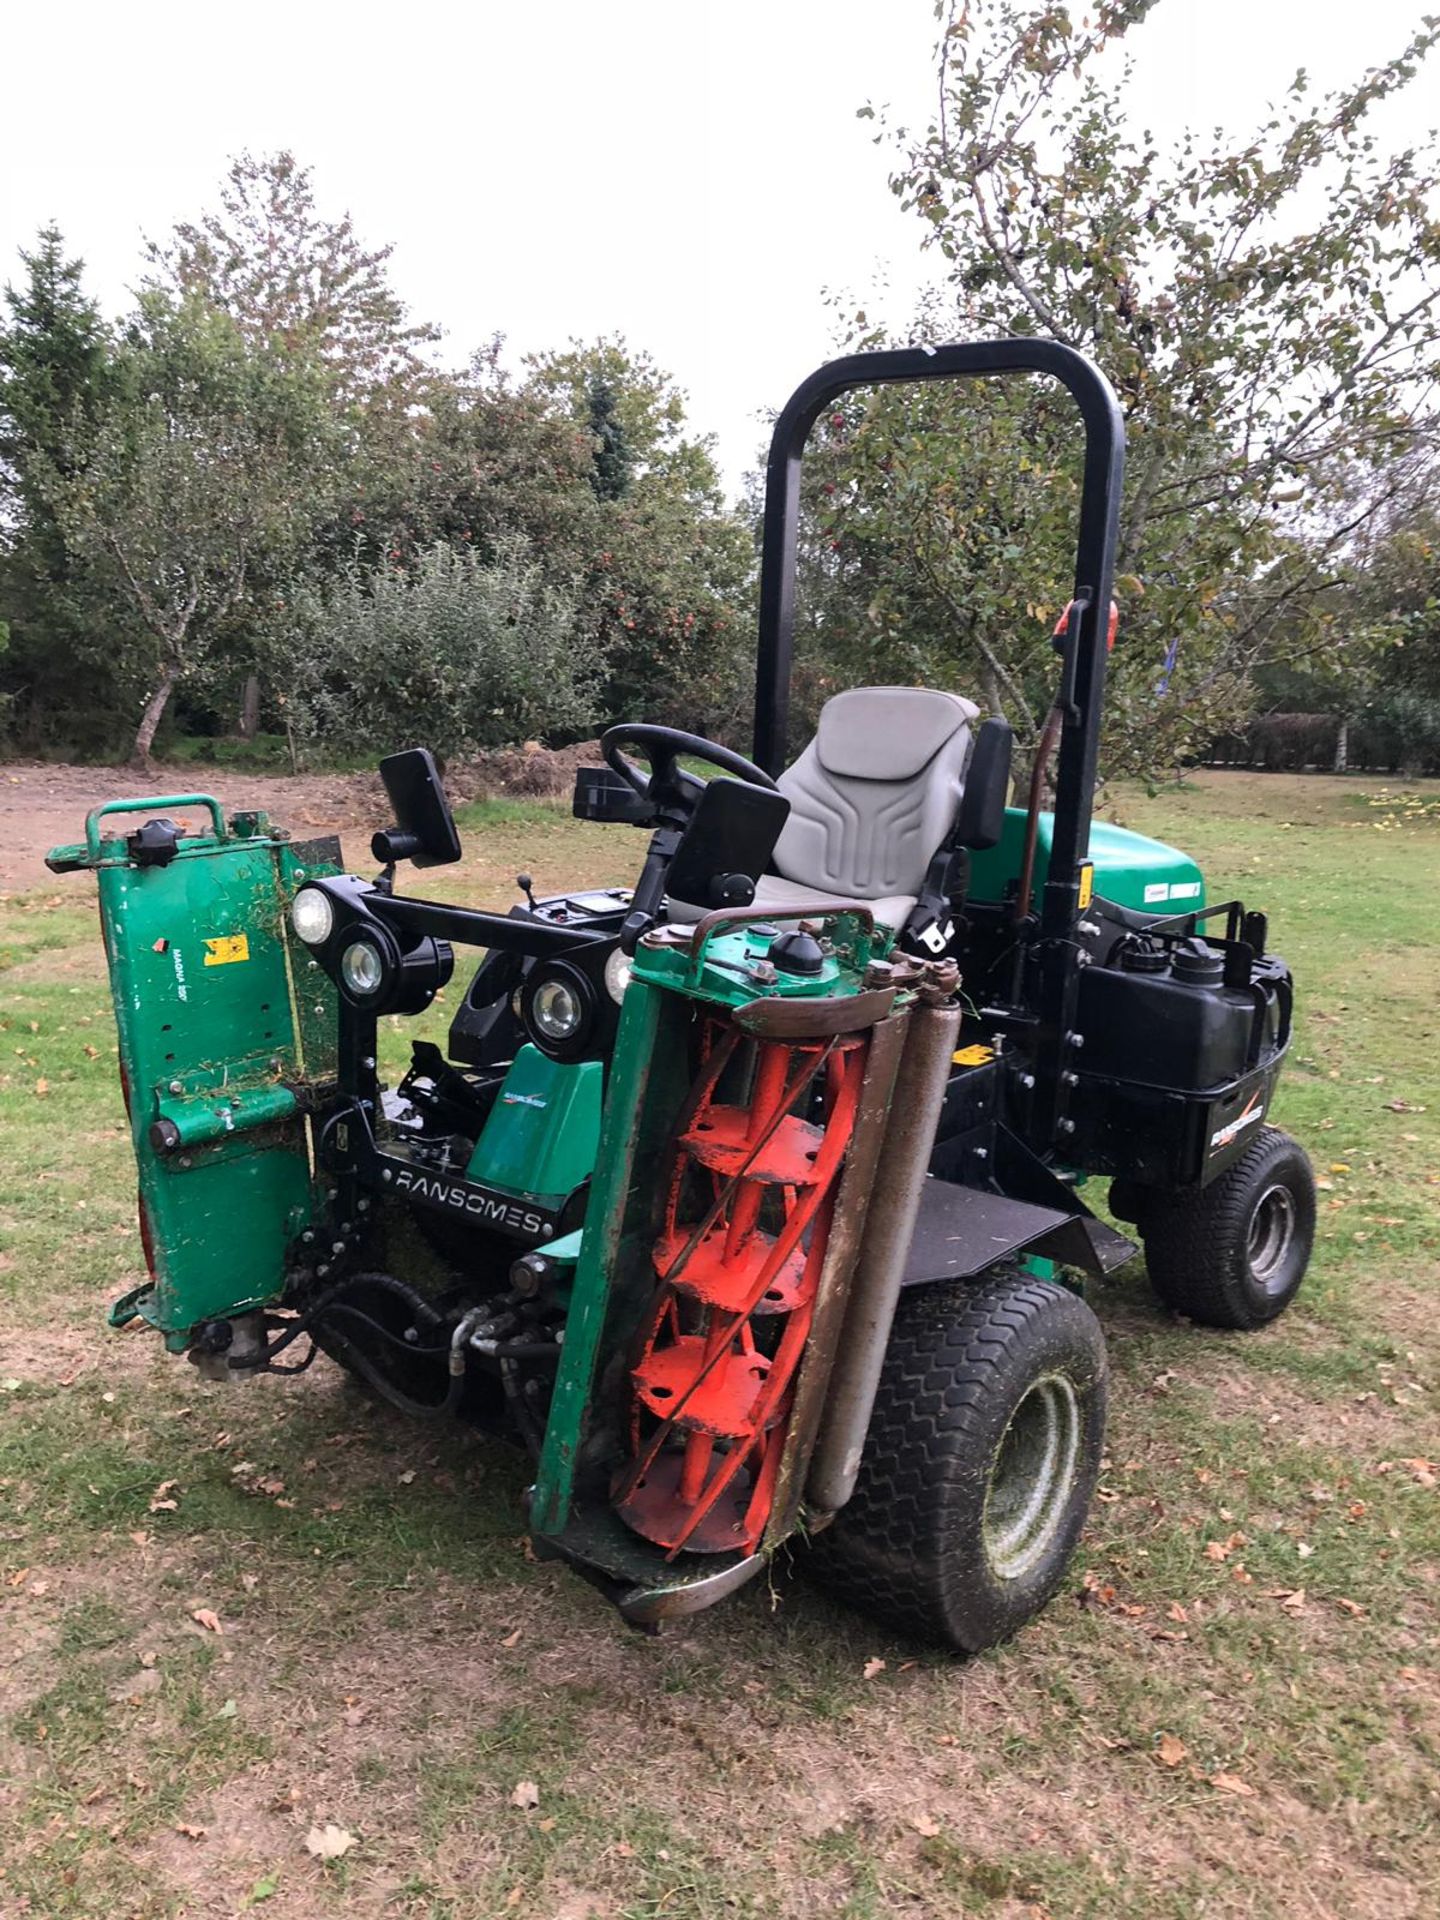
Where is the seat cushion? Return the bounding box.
[752,873,916,932]
[813,686,979,780]
[772,686,979,900]
[664,876,915,931]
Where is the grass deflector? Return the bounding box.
[49,342,1314,1651]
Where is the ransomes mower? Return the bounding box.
[48,341,1316,1651]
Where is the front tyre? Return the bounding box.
[1141,1125,1315,1330]
[807,1275,1108,1652]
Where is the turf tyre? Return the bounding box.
[1140,1125,1315,1330]
[807,1274,1108,1651]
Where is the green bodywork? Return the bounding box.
[466,1046,605,1210]
[48,797,336,1344]
[969,807,1205,915]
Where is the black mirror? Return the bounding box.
[372,748,462,868]
[955,718,1013,851]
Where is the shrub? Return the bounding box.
[275,538,601,759]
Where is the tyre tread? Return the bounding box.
[1141,1124,1315,1330]
[808,1275,1106,1649]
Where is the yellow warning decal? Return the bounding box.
[203,934,250,967]
[1077,861,1094,912]
[952,1044,995,1068]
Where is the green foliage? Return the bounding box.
[37,290,341,763]
[831,2,1440,774]
[586,371,633,501]
[274,536,601,758]
[144,149,439,403]
[0,227,130,752]
[527,338,755,734]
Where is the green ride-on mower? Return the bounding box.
[49,342,1316,1651]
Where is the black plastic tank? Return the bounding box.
[1076,942,1272,1091]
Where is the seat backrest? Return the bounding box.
[772,686,980,900]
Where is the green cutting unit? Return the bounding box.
[49,341,1315,1649]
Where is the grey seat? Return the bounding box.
[753,686,979,931]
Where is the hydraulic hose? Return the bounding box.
[1014,704,1064,928]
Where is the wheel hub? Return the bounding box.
[1247,1182,1297,1294]
[982,1372,1082,1582]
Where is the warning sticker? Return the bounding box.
[952,1044,995,1068]
[203,934,250,967]
[1077,861,1094,912]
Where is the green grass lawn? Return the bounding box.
[1,772,1437,1920]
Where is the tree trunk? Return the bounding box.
[133,667,177,769]
[237,673,261,740]
[1333,717,1349,774]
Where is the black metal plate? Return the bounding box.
[902,1178,1076,1284]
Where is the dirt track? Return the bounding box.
[0,763,413,892]
[0,745,609,892]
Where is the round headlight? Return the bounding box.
[290,885,334,946]
[340,938,387,999]
[530,975,583,1042]
[604,946,632,1005]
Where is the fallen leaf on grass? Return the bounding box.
[1156,1732,1187,1768]
[500,1627,523,1648]
[1335,1597,1366,1617]
[1268,1588,1307,1615]
[174,1823,207,1841]
[1166,1602,1189,1623]
[909,1811,942,1836]
[862,1656,887,1680]
[246,1875,279,1905]
[1397,1457,1437,1488]
[1204,1532,1247,1562]
[1209,1772,1257,1797]
[510,1780,540,1810]
[304,1823,357,1861]
[190,1608,223,1634]
[149,1480,180,1513]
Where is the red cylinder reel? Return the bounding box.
[612,1019,867,1558]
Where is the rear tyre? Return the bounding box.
[806,1275,1108,1652]
[1140,1124,1315,1330]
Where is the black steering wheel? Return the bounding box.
[601,723,778,817]
[600,725,779,954]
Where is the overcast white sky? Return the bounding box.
[3,1,1434,494]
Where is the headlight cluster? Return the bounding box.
[603,946,632,1005]
[289,882,452,1016]
[290,885,334,947]
[519,961,598,1062]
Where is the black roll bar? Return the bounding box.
[751,341,1125,935]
